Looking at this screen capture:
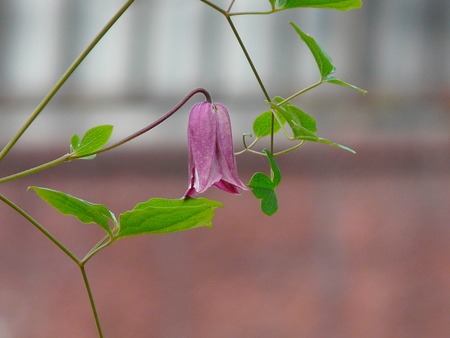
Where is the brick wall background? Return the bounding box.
[0,140,448,338]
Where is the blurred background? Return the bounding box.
[0,0,449,337]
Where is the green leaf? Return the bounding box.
[28,186,115,236]
[324,75,367,94]
[253,110,286,138]
[290,22,335,79]
[274,0,362,10]
[266,149,281,186]
[269,100,355,153]
[286,105,317,133]
[70,125,113,159]
[117,198,223,238]
[248,149,281,216]
[269,100,317,137]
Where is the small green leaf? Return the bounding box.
[70,125,113,159]
[274,0,362,11]
[253,110,286,138]
[117,198,223,238]
[29,186,115,236]
[70,134,80,153]
[324,75,367,94]
[248,149,281,216]
[290,22,335,79]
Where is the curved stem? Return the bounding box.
[0,194,80,265]
[235,134,264,155]
[80,265,104,338]
[72,87,212,158]
[82,235,114,264]
[273,141,305,155]
[0,0,135,162]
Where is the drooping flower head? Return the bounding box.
[184,102,247,197]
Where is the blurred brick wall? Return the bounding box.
[0,140,449,338]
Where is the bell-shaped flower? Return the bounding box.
[184,102,247,197]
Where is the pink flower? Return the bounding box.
[184,102,247,197]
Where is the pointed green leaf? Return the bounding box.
[253,110,286,138]
[28,186,115,236]
[248,149,281,216]
[324,76,367,94]
[274,0,362,10]
[70,134,80,153]
[70,125,113,159]
[290,22,335,79]
[265,149,281,186]
[261,191,278,216]
[286,105,317,133]
[117,198,223,238]
[269,101,318,138]
[316,137,356,153]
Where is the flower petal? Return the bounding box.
[184,101,247,196]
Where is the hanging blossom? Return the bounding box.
[184,102,248,197]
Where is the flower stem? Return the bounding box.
[0,0,135,162]
[80,265,104,338]
[74,88,212,157]
[0,87,211,181]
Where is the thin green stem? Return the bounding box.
[199,0,280,16]
[80,265,104,338]
[225,18,270,101]
[277,81,322,106]
[225,17,274,152]
[199,0,227,15]
[0,154,71,184]
[0,0,135,162]
[82,235,114,264]
[0,194,80,264]
[273,141,305,155]
[235,134,263,155]
[226,0,236,12]
[229,10,280,16]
